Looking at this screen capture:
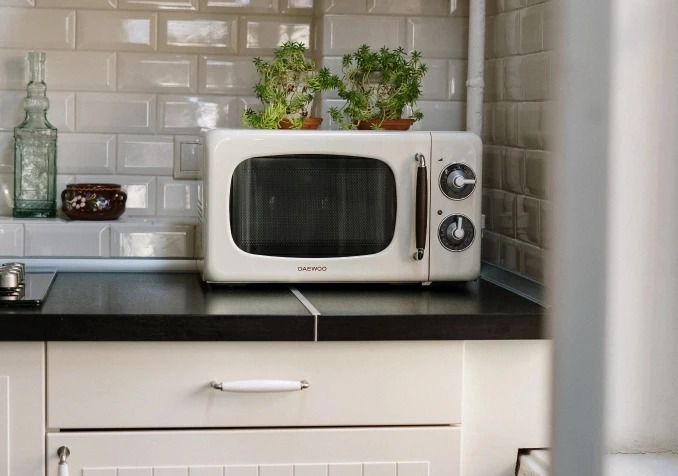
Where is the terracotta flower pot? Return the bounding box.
[278,117,324,130]
[356,118,415,131]
[61,184,127,221]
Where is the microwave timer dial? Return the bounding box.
[439,214,475,252]
[440,163,476,200]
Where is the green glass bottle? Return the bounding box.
[13,51,57,218]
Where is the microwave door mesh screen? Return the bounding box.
[230,155,397,258]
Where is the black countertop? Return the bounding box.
[0,273,545,341]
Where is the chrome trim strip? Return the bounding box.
[481,262,549,308]
[289,286,321,342]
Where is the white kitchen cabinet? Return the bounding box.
[38,340,550,476]
[46,427,460,476]
[0,342,45,476]
[47,341,463,429]
[461,341,552,476]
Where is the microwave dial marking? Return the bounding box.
[439,163,476,200]
[438,214,475,252]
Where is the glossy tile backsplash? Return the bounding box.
[317,3,469,131]
[481,0,553,283]
[0,0,469,258]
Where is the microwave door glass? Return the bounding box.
[230,155,397,258]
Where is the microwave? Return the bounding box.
[198,130,482,284]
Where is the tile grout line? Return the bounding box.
[289,286,320,342]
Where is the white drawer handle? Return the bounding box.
[211,380,309,393]
[57,446,70,476]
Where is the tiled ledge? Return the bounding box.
[0,216,198,258]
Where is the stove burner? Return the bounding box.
[0,263,56,307]
[1,262,26,291]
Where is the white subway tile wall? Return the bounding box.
[156,176,198,216]
[157,94,238,132]
[159,13,238,53]
[117,134,174,175]
[0,219,196,257]
[0,223,23,257]
[0,0,469,258]
[25,223,111,257]
[0,8,76,50]
[76,93,157,133]
[0,133,13,174]
[482,0,552,283]
[110,221,195,257]
[239,15,312,55]
[58,133,117,174]
[317,0,468,130]
[0,174,12,216]
[117,53,198,94]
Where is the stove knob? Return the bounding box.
[440,163,477,200]
[0,268,20,288]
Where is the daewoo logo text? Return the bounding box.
[298,266,327,272]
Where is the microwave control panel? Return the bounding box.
[429,132,482,281]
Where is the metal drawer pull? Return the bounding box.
[57,447,70,476]
[211,380,309,393]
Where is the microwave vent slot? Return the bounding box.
[195,222,204,259]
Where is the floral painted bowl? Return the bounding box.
[61,184,127,221]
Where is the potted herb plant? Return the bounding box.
[241,41,339,130]
[328,45,427,131]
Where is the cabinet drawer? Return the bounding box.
[47,427,460,476]
[47,342,462,429]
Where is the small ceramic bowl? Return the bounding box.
[61,183,127,221]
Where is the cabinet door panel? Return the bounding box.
[0,343,45,476]
[46,427,460,476]
[0,376,8,476]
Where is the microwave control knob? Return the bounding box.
[447,216,466,241]
[449,173,476,190]
[439,214,475,252]
[440,163,477,200]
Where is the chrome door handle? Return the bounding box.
[57,447,70,476]
[211,380,309,393]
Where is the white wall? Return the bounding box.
[605,0,678,454]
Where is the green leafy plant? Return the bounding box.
[328,45,428,130]
[242,41,340,129]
